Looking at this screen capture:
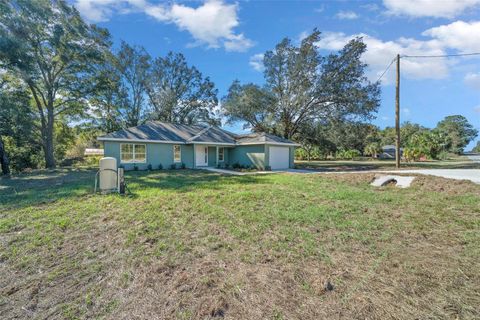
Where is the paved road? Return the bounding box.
[379,169,480,184]
[467,154,480,163]
[285,167,480,184]
[207,155,480,184]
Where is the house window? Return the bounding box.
[218,147,224,162]
[173,145,181,162]
[120,144,146,163]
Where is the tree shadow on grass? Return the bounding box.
[0,169,263,210]
[125,169,262,193]
[0,168,97,210]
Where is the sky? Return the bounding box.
[72,0,480,149]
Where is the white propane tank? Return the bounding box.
[99,157,117,193]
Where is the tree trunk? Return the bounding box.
[44,109,56,169]
[0,136,11,176]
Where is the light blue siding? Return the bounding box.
[207,146,216,167]
[103,141,194,170]
[228,145,266,169]
[219,146,229,164]
[103,141,295,170]
[289,146,295,168]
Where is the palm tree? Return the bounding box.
[364,143,381,159]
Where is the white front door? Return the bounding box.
[195,145,208,167]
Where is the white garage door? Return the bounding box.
[269,146,290,170]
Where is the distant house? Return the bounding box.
[97,121,299,170]
[84,148,104,156]
[379,145,403,159]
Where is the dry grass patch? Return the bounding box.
[1,170,479,319]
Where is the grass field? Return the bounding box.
[1,169,479,319]
[295,156,480,171]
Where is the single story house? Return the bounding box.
[98,121,299,170]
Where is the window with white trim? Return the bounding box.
[173,145,181,162]
[218,147,224,162]
[120,144,146,163]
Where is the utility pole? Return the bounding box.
[395,54,401,169]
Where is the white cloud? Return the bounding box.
[316,19,480,84]
[73,0,254,52]
[223,34,254,52]
[73,0,124,22]
[314,5,325,13]
[298,30,309,42]
[422,21,480,52]
[249,53,264,72]
[361,3,380,12]
[335,11,359,20]
[383,0,480,18]
[464,72,480,90]
[316,32,448,83]
[401,107,411,116]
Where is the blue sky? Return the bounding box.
[73,0,480,149]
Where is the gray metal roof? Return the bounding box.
[98,121,298,145]
[235,132,295,145]
[187,126,237,144]
[98,121,208,142]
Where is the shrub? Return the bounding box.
[170,163,176,170]
[295,146,328,161]
[133,165,138,171]
[336,149,361,160]
[147,164,152,171]
[180,162,186,169]
[364,143,382,159]
[232,162,240,169]
[265,165,271,171]
[158,164,163,170]
[404,147,422,162]
[438,151,450,160]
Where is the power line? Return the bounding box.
[375,51,480,82]
[376,57,396,83]
[402,52,480,58]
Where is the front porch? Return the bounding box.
[193,144,229,168]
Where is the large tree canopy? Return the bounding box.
[89,51,128,133]
[223,30,380,139]
[435,115,478,154]
[146,52,219,125]
[0,0,110,168]
[0,75,38,174]
[115,41,150,127]
[223,81,275,133]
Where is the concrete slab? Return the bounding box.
[371,175,415,188]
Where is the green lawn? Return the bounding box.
[295,155,480,171]
[1,169,479,319]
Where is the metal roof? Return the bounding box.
[98,121,298,146]
[235,132,296,145]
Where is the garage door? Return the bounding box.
[269,146,290,170]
